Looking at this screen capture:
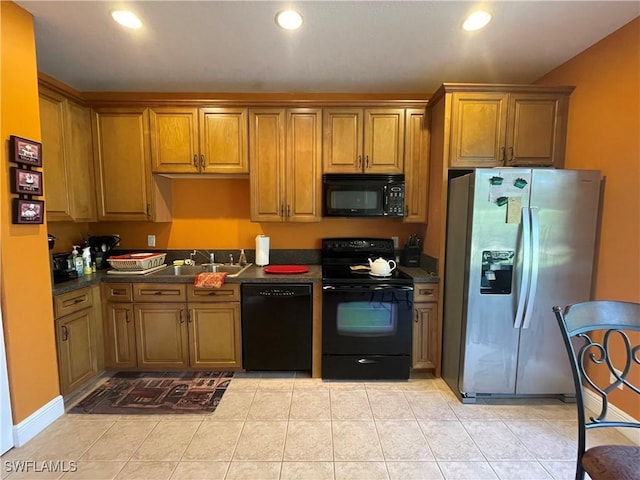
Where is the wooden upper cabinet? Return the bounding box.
[39,87,97,222]
[200,108,249,174]
[403,109,429,223]
[450,93,508,168]
[150,107,249,175]
[323,108,405,173]
[439,85,573,169]
[150,107,200,173]
[505,93,569,167]
[92,107,172,221]
[249,108,322,222]
[39,89,71,221]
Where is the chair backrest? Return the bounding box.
[553,301,640,448]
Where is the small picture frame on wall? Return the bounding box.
[10,167,43,196]
[9,135,42,167]
[12,198,45,225]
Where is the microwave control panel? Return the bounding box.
[386,185,404,216]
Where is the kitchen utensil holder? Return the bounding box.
[400,246,421,267]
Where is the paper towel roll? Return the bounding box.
[255,235,270,266]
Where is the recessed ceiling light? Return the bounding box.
[111,10,143,29]
[462,10,492,31]
[275,10,303,30]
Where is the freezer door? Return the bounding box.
[516,169,601,395]
[457,168,532,395]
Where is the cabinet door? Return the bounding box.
[56,309,96,395]
[92,108,151,220]
[188,303,241,369]
[286,108,322,222]
[150,107,200,173]
[412,302,438,370]
[403,109,429,222]
[506,93,569,167]
[249,109,285,222]
[450,93,508,168]
[65,101,98,222]
[323,108,363,173]
[199,108,248,174]
[134,304,188,369]
[39,89,72,221]
[364,108,405,173]
[104,303,137,368]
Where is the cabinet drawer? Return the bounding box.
[413,283,439,303]
[187,283,240,302]
[102,283,133,302]
[133,283,186,302]
[54,287,93,318]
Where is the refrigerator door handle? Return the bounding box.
[514,207,531,329]
[522,208,540,329]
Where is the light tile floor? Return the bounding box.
[1,372,635,480]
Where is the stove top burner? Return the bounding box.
[321,238,413,285]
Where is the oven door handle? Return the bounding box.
[323,285,413,292]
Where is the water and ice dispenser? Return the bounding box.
[480,250,514,294]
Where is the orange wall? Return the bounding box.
[1,2,60,423]
[537,17,640,419]
[86,178,424,251]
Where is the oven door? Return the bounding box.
[322,284,413,355]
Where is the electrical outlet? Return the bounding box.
[392,236,399,248]
[610,368,624,390]
[147,235,156,247]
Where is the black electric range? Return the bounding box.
[321,238,414,380]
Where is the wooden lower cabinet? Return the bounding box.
[102,282,242,370]
[412,283,440,371]
[188,303,241,368]
[56,310,97,395]
[134,303,189,369]
[54,286,101,395]
[104,303,137,368]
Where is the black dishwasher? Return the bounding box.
[241,284,312,371]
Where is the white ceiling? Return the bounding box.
[17,1,640,94]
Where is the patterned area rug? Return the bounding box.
[69,371,233,415]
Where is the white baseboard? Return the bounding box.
[12,395,64,447]
[583,389,640,445]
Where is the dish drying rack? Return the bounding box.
[107,253,166,271]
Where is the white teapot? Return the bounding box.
[368,257,397,276]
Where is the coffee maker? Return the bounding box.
[51,253,78,284]
[87,234,120,269]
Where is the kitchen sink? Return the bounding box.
[155,263,252,277]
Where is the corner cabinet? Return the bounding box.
[149,107,249,175]
[92,107,172,221]
[249,108,322,222]
[430,84,574,168]
[323,108,405,174]
[412,283,439,372]
[39,87,97,222]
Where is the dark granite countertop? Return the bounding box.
[52,264,438,296]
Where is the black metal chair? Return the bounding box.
[553,301,640,480]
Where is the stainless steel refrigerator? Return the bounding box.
[442,168,602,403]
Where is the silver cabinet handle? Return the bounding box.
[61,325,69,341]
[193,155,198,167]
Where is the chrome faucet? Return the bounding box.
[229,253,234,265]
[190,249,214,264]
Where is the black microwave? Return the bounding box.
[323,174,405,217]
